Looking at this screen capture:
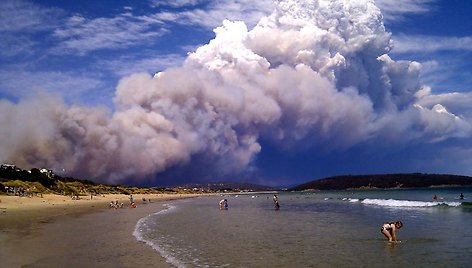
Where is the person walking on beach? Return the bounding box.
[381,221,403,242]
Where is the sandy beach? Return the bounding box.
[0,193,201,267]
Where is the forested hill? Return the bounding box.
[290,173,472,191]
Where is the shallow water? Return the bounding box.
[134,188,472,267]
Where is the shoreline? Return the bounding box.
[0,193,203,267]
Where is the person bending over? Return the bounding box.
[381,221,403,242]
[219,199,228,210]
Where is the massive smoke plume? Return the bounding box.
[1,0,471,184]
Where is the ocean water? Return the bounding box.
[134,188,472,267]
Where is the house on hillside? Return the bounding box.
[40,168,54,178]
[1,164,22,172]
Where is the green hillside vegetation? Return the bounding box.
[290,173,472,191]
[0,165,192,196]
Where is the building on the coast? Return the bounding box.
[40,168,54,178]
[0,164,22,172]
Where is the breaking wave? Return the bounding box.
[133,203,186,268]
[359,198,462,208]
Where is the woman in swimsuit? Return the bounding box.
[381,221,403,242]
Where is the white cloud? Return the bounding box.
[0,68,104,103]
[1,0,471,184]
[414,60,453,90]
[149,0,203,8]
[152,0,275,29]
[374,0,438,23]
[417,91,472,119]
[0,34,37,57]
[0,0,63,58]
[103,53,187,77]
[52,14,169,55]
[389,36,472,95]
[0,0,62,32]
[412,58,472,96]
[392,35,472,54]
[1,0,274,57]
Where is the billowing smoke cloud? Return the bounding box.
[1,0,471,184]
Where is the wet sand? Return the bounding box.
[0,193,200,267]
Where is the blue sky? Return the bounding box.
[1,0,472,187]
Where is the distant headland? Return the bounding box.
[289,173,472,191]
[0,164,207,196]
[3,164,472,194]
[0,164,271,196]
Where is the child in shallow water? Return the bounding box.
[219,199,228,209]
[381,221,403,242]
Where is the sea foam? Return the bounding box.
[133,203,187,268]
[360,198,461,208]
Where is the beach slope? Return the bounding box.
[0,194,198,267]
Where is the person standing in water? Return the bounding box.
[273,194,280,210]
[460,193,464,200]
[381,221,403,242]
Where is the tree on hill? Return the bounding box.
[290,174,472,191]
